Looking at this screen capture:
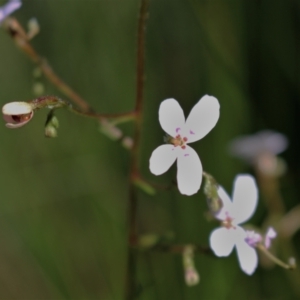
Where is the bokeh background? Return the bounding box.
[0,0,299,299]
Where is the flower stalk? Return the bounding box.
[256,243,296,270]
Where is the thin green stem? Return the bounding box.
[4,18,92,113]
[29,95,136,120]
[257,244,296,270]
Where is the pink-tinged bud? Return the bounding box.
[182,245,200,287]
[2,102,34,128]
[245,230,262,247]
[185,267,200,286]
[264,227,277,249]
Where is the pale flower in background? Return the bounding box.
[0,0,22,23]
[228,130,288,161]
[209,174,259,275]
[228,130,288,176]
[149,95,220,196]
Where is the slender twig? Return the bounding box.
[131,0,149,178]
[257,244,296,270]
[126,0,149,299]
[3,18,135,145]
[4,18,91,113]
[30,95,136,120]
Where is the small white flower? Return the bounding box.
[209,175,258,275]
[0,0,22,24]
[149,95,220,196]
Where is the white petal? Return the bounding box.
[176,145,202,195]
[149,144,178,175]
[182,95,220,143]
[232,175,258,224]
[159,98,185,137]
[215,185,234,221]
[236,236,258,275]
[210,227,235,257]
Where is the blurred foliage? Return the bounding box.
[0,0,299,299]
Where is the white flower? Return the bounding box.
[209,174,258,275]
[0,0,22,24]
[149,95,220,196]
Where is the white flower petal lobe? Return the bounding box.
[149,144,178,176]
[210,227,235,257]
[215,185,234,221]
[236,237,258,275]
[183,95,220,143]
[159,98,185,137]
[176,145,202,195]
[232,175,258,224]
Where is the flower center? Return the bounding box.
[221,214,235,229]
[170,134,188,149]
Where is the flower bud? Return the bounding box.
[27,17,40,40]
[264,227,277,249]
[182,245,200,286]
[45,113,59,138]
[99,119,122,140]
[138,234,159,248]
[2,102,34,128]
[185,267,200,286]
[203,172,223,216]
[122,136,133,149]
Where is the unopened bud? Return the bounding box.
[45,113,59,138]
[122,136,133,149]
[27,18,40,40]
[2,102,34,128]
[133,177,156,195]
[185,267,200,286]
[264,227,277,249]
[45,125,58,138]
[99,120,122,140]
[138,234,159,249]
[182,245,200,287]
[203,172,223,216]
[288,257,296,269]
[32,82,45,96]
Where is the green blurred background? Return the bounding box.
[0,0,299,299]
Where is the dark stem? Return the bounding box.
[126,0,150,299]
